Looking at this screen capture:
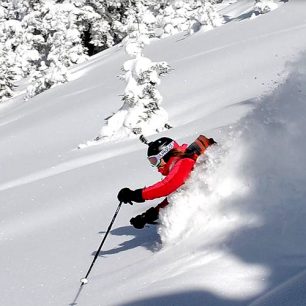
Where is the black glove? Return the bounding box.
[144,207,159,224]
[130,207,159,229]
[130,214,146,229]
[117,188,144,204]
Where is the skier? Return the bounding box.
[117,136,216,229]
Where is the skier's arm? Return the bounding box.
[142,158,195,200]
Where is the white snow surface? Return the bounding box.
[1,1,306,306]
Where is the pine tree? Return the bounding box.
[1,0,223,102]
[98,2,171,141]
[0,46,17,102]
[98,56,171,140]
[189,0,223,33]
[154,0,223,38]
[253,0,278,15]
[25,1,100,98]
[0,2,20,101]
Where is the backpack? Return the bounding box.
[185,135,216,158]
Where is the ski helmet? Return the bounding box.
[147,137,178,166]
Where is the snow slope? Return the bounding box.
[1,1,306,305]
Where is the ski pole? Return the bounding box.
[80,201,123,285]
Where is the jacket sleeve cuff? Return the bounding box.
[133,189,145,203]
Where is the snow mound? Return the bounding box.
[159,55,306,256]
[158,141,250,247]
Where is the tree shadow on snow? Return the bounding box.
[118,289,250,306]
[92,225,160,257]
[223,10,255,23]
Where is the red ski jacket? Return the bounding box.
[142,144,196,201]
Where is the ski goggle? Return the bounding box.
[147,141,175,167]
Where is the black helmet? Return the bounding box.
[147,137,178,165]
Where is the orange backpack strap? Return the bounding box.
[186,135,216,157]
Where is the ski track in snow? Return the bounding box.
[173,23,306,64]
[0,143,140,192]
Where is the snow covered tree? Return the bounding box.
[89,0,129,51]
[6,0,31,20]
[0,46,17,102]
[189,0,224,33]
[99,56,171,139]
[97,3,171,141]
[154,0,223,38]
[0,0,47,93]
[87,0,160,53]
[1,0,223,102]
[253,0,278,15]
[0,3,21,101]
[24,1,101,98]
